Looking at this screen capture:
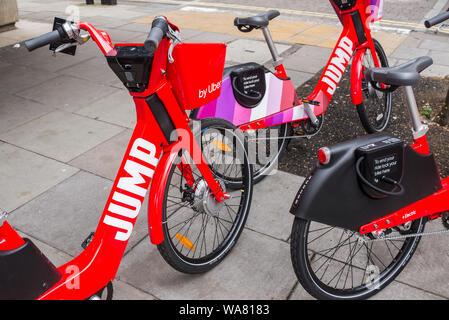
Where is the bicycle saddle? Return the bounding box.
[364,56,433,87]
[234,10,280,32]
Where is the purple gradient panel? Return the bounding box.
[265,111,285,127]
[214,78,236,123]
[233,103,252,126]
[196,99,217,119]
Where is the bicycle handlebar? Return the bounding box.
[24,29,62,52]
[144,16,169,55]
[425,10,449,28]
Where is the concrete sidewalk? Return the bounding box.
[1,0,449,300]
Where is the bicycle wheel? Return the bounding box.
[356,39,392,133]
[290,217,424,300]
[247,123,292,184]
[157,118,253,274]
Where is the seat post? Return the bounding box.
[403,86,428,139]
[261,27,283,67]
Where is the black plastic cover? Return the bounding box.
[0,239,62,300]
[356,137,405,198]
[146,94,177,144]
[290,133,442,231]
[230,63,267,108]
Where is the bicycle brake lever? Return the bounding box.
[167,25,182,63]
[52,42,77,56]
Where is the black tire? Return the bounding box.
[157,118,253,274]
[356,39,392,133]
[290,217,424,300]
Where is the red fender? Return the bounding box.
[351,48,366,106]
[147,143,181,245]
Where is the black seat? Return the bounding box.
[364,56,433,87]
[234,10,280,32]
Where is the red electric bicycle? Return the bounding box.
[289,10,449,299]
[0,16,254,300]
[192,0,392,183]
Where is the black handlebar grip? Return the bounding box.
[425,10,449,28]
[24,29,62,52]
[144,17,169,55]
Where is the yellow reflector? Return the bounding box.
[176,233,195,250]
[211,140,232,152]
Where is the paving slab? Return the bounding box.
[0,143,78,213]
[104,28,147,43]
[185,31,238,45]
[395,220,449,299]
[15,74,118,113]
[422,64,449,77]
[282,45,333,74]
[75,89,136,129]
[112,280,157,300]
[0,109,124,163]
[0,63,59,95]
[117,228,297,300]
[9,170,150,257]
[284,69,315,88]
[5,41,100,73]
[114,22,154,34]
[288,25,341,48]
[226,39,291,65]
[390,46,430,61]
[288,278,446,300]
[0,93,54,135]
[370,281,446,300]
[69,129,133,181]
[371,31,409,57]
[419,38,449,52]
[56,57,119,88]
[427,49,449,66]
[246,171,303,241]
[0,20,52,47]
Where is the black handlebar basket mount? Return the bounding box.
[106,45,154,93]
[50,17,77,55]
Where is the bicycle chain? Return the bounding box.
[364,227,449,242]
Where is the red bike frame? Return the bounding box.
[237,0,382,132]
[0,21,228,300]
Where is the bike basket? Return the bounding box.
[167,43,227,110]
[106,44,154,93]
[364,0,384,22]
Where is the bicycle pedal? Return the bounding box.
[81,232,95,249]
